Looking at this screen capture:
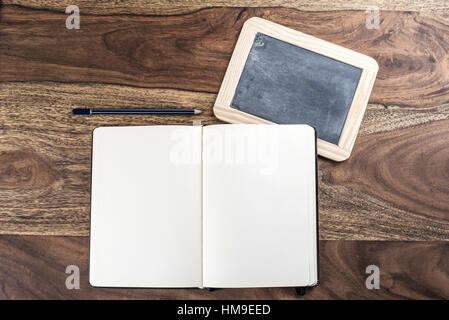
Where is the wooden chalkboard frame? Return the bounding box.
[214,17,378,161]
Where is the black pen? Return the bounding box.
[72,108,202,115]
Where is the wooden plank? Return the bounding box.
[319,117,449,240]
[0,82,448,239]
[0,235,447,299]
[3,0,449,15]
[2,6,449,108]
[0,83,217,236]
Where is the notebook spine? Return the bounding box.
[314,128,320,286]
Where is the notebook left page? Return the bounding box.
[89,126,203,288]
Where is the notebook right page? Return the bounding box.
[202,124,317,288]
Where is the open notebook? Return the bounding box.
[89,124,318,288]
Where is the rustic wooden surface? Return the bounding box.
[0,0,448,299]
[1,4,448,239]
[2,6,449,109]
[4,0,449,19]
[0,236,447,299]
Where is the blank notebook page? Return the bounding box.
[202,124,317,288]
[89,126,202,287]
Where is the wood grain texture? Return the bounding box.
[0,236,447,299]
[0,1,447,302]
[319,119,449,240]
[0,82,448,240]
[0,83,217,236]
[3,0,449,16]
[0,4,448,239]
[2,6,449,109]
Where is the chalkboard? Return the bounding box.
[231,33,363,145]
[214,17,379,161]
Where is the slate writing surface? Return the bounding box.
[231,33,363,144]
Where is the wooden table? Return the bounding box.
[0,0,448,299]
